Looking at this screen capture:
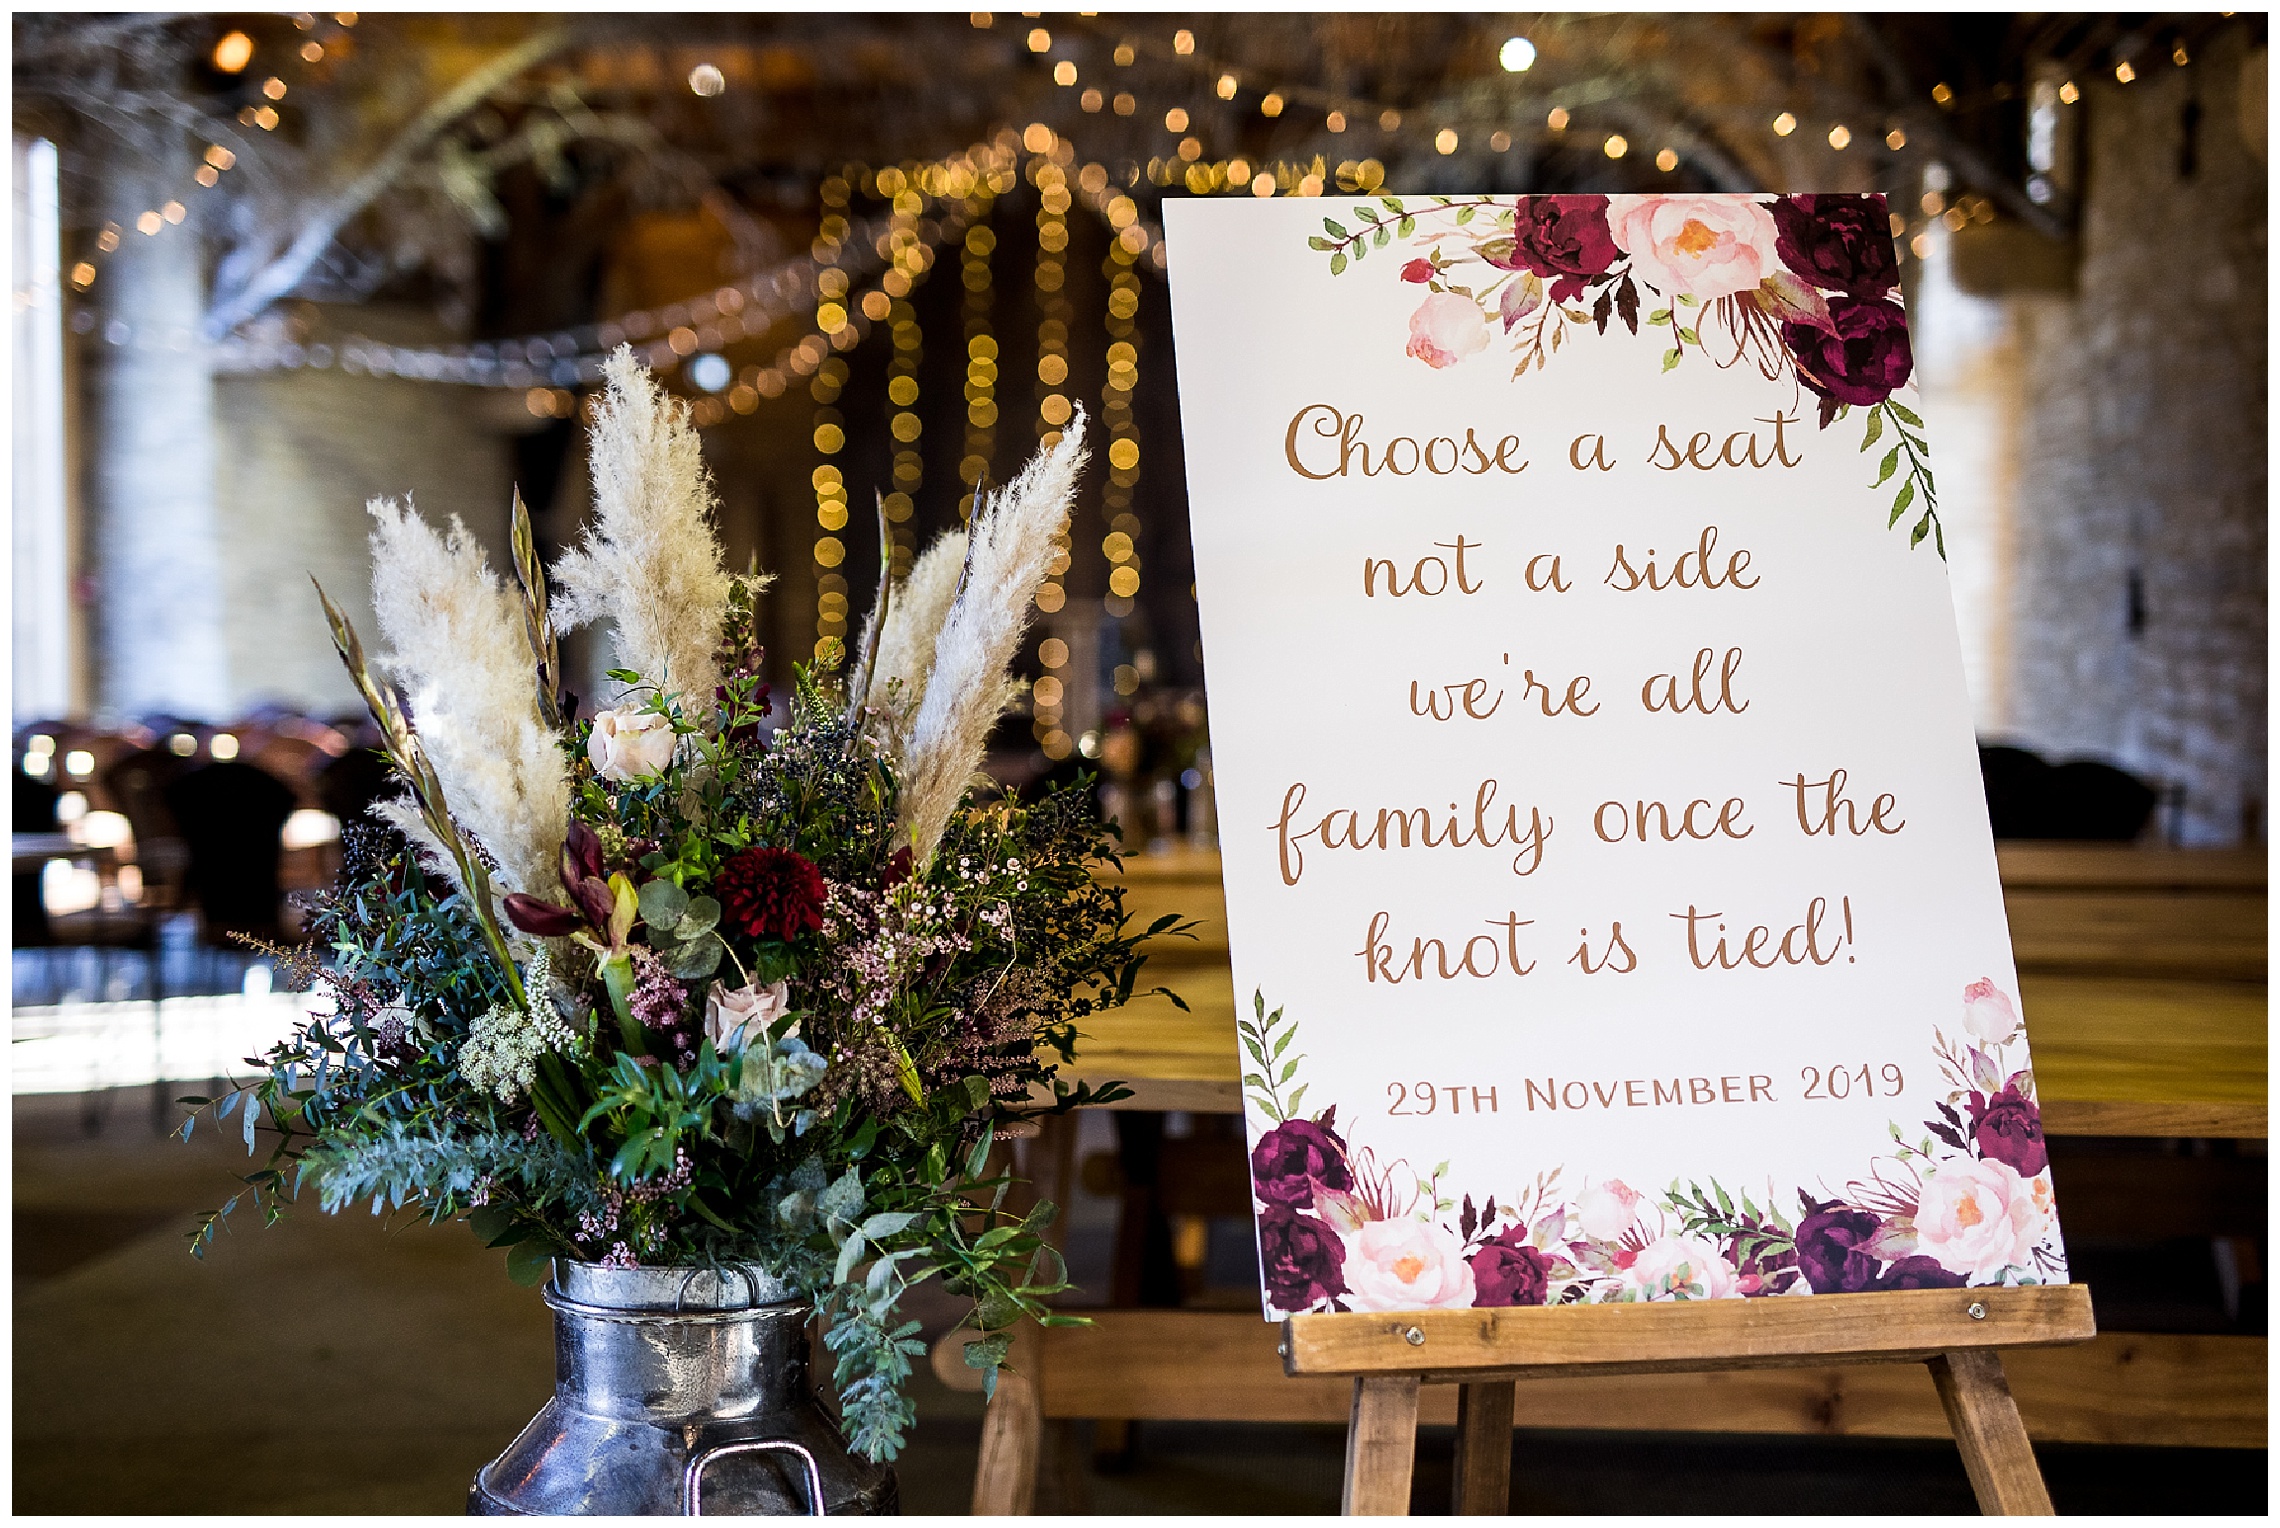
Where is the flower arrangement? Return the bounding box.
[1317,192,1942,555]
[1241,976,2065,1318]
[182,350,1180,1462]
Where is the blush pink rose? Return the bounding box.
[1575,1178,1644,1241]
[1962,978,2022,1045]
[1606,195,1780,301]
[1916,1157,2050,1280]
[704,977,792,1052]
[1617,1233,1740,1300]
[1340,1218,1478,1310]
[1405,292,1489,369]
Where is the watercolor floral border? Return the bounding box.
[1241,977,2066,1317]
[1310,193,1943,557]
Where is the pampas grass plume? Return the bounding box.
[365,498,568,904]
[898,412,1088,863]
[862,527,969,758]
[552,348,739,707]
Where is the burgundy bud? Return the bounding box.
[563,821,607,885]
[503,893,583,937]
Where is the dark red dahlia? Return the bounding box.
[715,846,826,942]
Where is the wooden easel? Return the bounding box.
[1286,1284,2097,1516]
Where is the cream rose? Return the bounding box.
[1916,1156,2045,1280]
[587,705,678,781]
[1576,1178,1644,1241]
[1961,978,2023,1045]
[1405,292,1490,369]
[1340,1218,1477,1310]
[1618,1232,1740,1301]
[1606,194,1779,301]
[704,978,791,1052]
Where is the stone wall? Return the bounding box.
[209,331,520,719]
[2001,33,2268,843]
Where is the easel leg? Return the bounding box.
[1341,1375,1421,1516]
[1451,1381,1515,1515]
[971,1333,1042,1516]
[970,1122,1072,1517]
[1928,1349,2055,1515]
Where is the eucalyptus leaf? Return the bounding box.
[679,895,721,938]
[637,879,689,930]
[665,931,725,979]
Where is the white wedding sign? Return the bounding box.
[1162,194,2066,1321]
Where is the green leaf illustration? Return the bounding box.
[1661,347,1682,371]
[1329,251,1347,275]
[1874,446,1901,487]
[1861,407,1884,451]
[1887,401,1924,428]
[1889,478,1916,526]
[1323,218,1348,238]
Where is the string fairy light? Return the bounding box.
[811,166,855,658]
[959,190,1000,521]
[71,14,361,295]
[1098,186,1144,624]
[1027,129,1077,759]
[879,163,930,578]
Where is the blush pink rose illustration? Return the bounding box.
[1405,291,1490,368]
[1617,1232,1740,1300]
[1341,1218,1478,1310]
[1575,1178,1644,1240]
[1915,1157,2049,1280]
[1962,978,2022,1044]
[1606,194,1780,301]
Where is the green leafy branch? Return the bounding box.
[1664,1177,1796,1272]
[1308,195,1504,275]
[1238,989,1305,1123]
[1861,399,1943,556]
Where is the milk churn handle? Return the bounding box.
[681,1438,825,1516]
[673,1265,762,1313]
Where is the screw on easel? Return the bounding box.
[1966,1302,1988,1321]
[1402,1326,1426,1346]
[1276,1342,1289,1357]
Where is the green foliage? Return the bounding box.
[1237,990,1305,1123]
[1863,399,1943,558]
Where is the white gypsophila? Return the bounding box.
[457,947,580,1103]
[366,497,569,905]
[860,528,969,759]
[551,348,740,709]
[897,412,1088,865]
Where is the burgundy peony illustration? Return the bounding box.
[1771,193,1900,298]
[1971,1083,2049,1177]
[1250,1113,1353,1208]
[1469,1227,1553,1307]
[1258,1205,1350,1311]
[1784,295,1915,407]
[1488,194,1622,303]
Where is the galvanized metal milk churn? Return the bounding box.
[470,1262,898,1515]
